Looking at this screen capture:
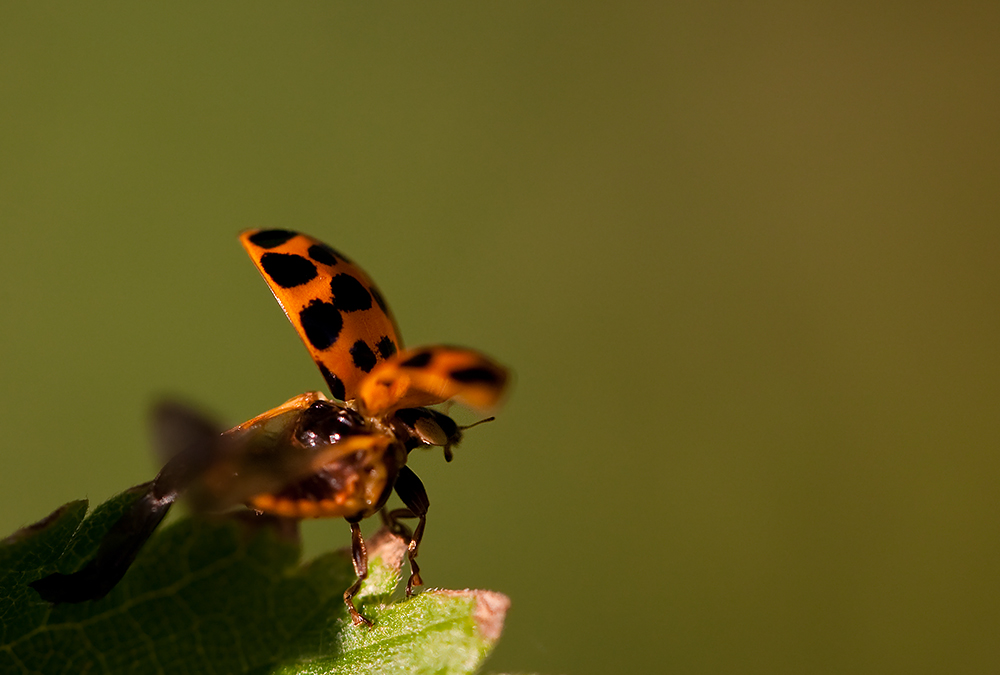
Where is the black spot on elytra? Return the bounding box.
[330,274,372,312]
[400,350,433,369]
[260,252,317,288]
[248,229,296,249]
[450,366,501,385]
[350,340,378,373]
[370,285,389,313]
[376,335,397,359]
[307,244,339,266]
[319,364,347,401]
[299,301,343,350]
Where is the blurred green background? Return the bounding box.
[2,3,999,674]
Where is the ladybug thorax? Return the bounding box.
[294,400,371,447]
[236,398,408,520]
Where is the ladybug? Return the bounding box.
[31,229,508,626]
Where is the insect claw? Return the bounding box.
[406,570,423,597]
[350,607,374,627]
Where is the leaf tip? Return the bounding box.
[472,590,510,642]
[3,499,88,546]
[433,589,511,643]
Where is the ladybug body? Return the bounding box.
[31,229,508,626]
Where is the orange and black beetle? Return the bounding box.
[32,230,508,626]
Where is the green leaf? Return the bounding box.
[1,489,509,674]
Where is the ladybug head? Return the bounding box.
[389,407,463,461]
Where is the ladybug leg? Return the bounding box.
[386,466,430,597]
[379,506,413,539]
[343,519,373,627]
[379,506,419,589]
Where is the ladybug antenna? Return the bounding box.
[460,416,495,431]
[442,417,495,463]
